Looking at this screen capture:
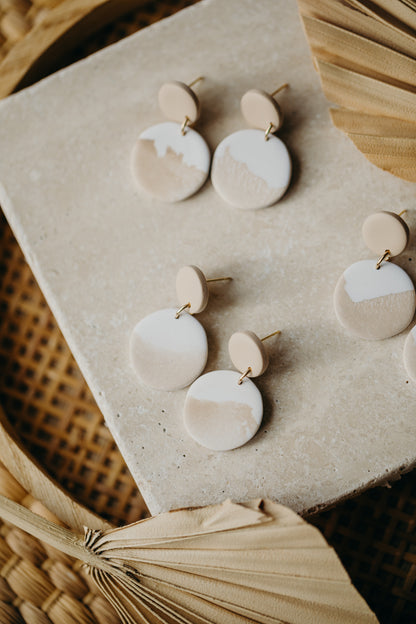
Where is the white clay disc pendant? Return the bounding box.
[130,308,208,391]
[131,121,210,202]
[403,326,416,384]
[333,259,416,340]
[211,129,291,210]
[183,370,263,451]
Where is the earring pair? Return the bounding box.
[333,210,416,381]
[131,78,292,210]
[129,265,279,450]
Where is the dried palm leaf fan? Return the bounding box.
[0,494,378,624]
[297,0,416,182]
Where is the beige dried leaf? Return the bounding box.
[0,494,379,624]
[298,0,416,181]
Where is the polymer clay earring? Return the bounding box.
[333,211,415,340]
[184,329,280,451]
[131,78,210,202]
[130,266,231,391]
[211,84,292,210]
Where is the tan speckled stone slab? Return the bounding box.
[0,0,415,516]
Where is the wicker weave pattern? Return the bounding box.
[0,213,148,527]
[311,474,416,623]
[0,462,120,624]
[0,0,63,61]
[0,1,415,623]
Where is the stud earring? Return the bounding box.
[130,266,231,391]
[183,329,280,450]
[211,84,292,210]
[334,210,415,340]
[131,78,210,202]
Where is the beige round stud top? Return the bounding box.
[158,81,200,124]
[362,211,409,257]
[176,265,209,314]
[228,330,269,377]
[240,89,283,131]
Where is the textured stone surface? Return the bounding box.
[0,0,415,516]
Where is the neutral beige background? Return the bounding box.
[0,0,415,516]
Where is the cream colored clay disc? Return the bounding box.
[184,370,263,451]
[333,259,415,340]
[130,308,208,391]
[240,89,283,131]
[176,265,209,314]
[158,81,200,124]
[131,122,210,202]
[403,326,416,383]
[362,211,409,257]
[211,129,291,210]
[228,330,268,377]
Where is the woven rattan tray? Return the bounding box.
[0,2,415,623]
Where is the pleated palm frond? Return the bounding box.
[298,0,416,182]
[0,495,379,624]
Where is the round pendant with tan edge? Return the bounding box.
[211,129,291,210]
[130,308,208,391]
[183,370,263,451]
[333,259,416,340]
[131,121,210,202]
[403,326,416,383]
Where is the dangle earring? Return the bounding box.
[130,266,231,391]
[211,84,292,210]
[184,329,280,451]
[333,211,415,340]
[131,78,211,202]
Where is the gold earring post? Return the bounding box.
[261,330,281,342]
[188,76,204,88]
[181,116,190,135]
[376,250,391,270]
[175,302,191,319]
[271,83,289,97]
[398,209,407,217]
[264,122,275,141]
[206,276,233,283]
[238,367,252,385]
